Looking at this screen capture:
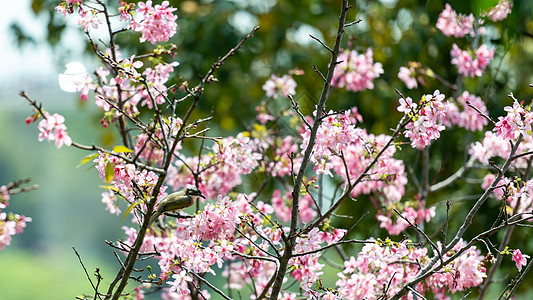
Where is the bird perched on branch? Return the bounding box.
[148,187,205,226]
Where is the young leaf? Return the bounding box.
[122,201,140,222]
[105,162,114,184]
[99,185,118,192]
[77,153,99,168]
[113,145,133,153]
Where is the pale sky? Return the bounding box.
[0,0,85,110]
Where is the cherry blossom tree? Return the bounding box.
[14,0,533,299]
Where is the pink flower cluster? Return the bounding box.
[332,130,407,203]
[487,0,512,22]
[377,204,436,235]
[332,48,383,92]
[0,214,31,251]
[336,239,486,299]
[301,109,359,176]
[481,174,533,219]
[134,117,183,164]
[493,99,533,140]
[0,186,9,201]
[94,152,167,215]
[469,103,533,170]
[300,107,408,203]
[398,65,418,89]
[167,133,263,199]
[262,74,297,98]
[187,195,242,241]
[55,1,102,30]
[101,191,121,215]
[223,222,345,298]
[77,9,102,30]
[469,131,511,165]
[397,90,448,149]
[268,136,302,177]
[397,61,424,89]
[0,187,32,251]
[450,44,494,78]
[428,239,487,294]
[37,113,72,149]
[271,189,317,223]
[436,4,475,38]
[76,73,96,101]
[445,91,489,131]
[124,197,241,285]
[129,1,178,45]
[140,62,180,108]
[290,227,346,295]
[118,1,135,22]
[76,51,179,125]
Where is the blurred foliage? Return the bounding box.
[8,0,533,297]
[12,0,533,130]
[0,248,115,300]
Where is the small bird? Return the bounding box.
[148,187,205,226]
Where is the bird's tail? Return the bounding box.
[148,210,162,227]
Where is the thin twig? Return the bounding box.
[288,95,312,130]
[309,34,333,53]
[73,247,104,300]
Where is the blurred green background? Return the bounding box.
[2,0,533,299]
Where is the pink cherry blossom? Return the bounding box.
[169,133,262,199]
[445,91,488,131]
[77,9,103,31]
[398,66,418,89]
[118,1,135,22]
[336,239,485,298]
[167,270,192,296]
[94,152,167,208]
[301,109,359,176]
[101,191,121,215]
[397,62,426,89]
[130,1,178,45]
[37,113,72,149]
[398,90,448,149]
[262,74,297,98]
[490,99,533,141]
[451,44,494,78]
[487,0,512,22]
[0,218,17,251]
[0,213,32,251]
[436,4,475,38]
[75,73,95,101]
[140,62,179,108]
[332,48,383,92]
[134,117,183,164]
[469,131,511,165]
[512,249,529,271]
[271,189,317,223]
[377,205,436,235]
[187,195,242,241]
[0,185,10,201]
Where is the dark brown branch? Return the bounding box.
[268,2,350,298]
[107,26,259,300]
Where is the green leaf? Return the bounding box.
[99,185,118,192]
[105,162,114,184]
[122,201,141,223]
[112,145,133,153]
[77,153,99,168]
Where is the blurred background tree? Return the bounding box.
[3,0,533,298]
